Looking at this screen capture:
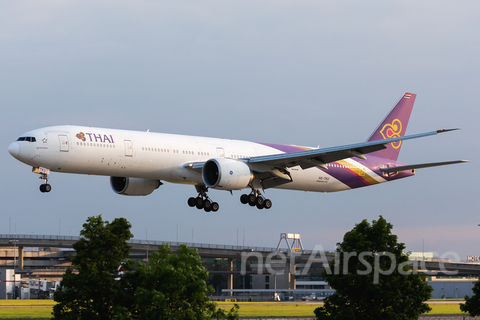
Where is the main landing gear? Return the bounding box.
[188,186,219,212]
[240,190,272,210]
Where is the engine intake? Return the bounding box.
[110,177,161,196]
[202,158,253,190]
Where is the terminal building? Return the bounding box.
[0,234,478,300]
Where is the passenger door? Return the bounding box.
[216,147,225,158]
[124,140,133,157]
[59,135,69,152]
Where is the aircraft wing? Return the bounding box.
[248,129,459,170]
[380,160,470,173]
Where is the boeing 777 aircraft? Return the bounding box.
[8,93,468,212]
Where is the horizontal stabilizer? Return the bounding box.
[380,160,470,173]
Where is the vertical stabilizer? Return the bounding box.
[366,93,416,161]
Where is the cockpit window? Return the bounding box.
[17,136,36,142]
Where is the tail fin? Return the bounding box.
[366,93,416,161]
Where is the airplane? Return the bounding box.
[8,93,468,212]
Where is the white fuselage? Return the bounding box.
[9,125,398,194]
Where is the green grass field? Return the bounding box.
[0,306,53,319]
[0,300,468,319]
[216,301,468,317]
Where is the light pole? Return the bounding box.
[243,229,245,248]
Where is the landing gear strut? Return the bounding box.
[240,189,272,210]
[187,185,219,212]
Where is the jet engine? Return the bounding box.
[202,158,253,190]
[110,177,161,196]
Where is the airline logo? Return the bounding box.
[379,119,402,149]
[76,132,86,141]
[404,94,412,99]
[76,132,115,144]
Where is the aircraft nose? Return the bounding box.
[8,142,20,158]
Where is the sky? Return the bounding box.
[1,1,479,261]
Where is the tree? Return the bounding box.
[52,215,134,320]
[314,216,433,320]
[53,216,238,320]
[120,243,238,320]
[460,280,480,316]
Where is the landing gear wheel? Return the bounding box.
[188,197,196,207]
[40,184,51,193]
[212,202,219,212]
[264,199,272,209]
[256,202,264,209]
[248,194,257,206]
[240,194,248,204]
[204,200,212,212]
[256,196,264,207]
[195,197,204,209]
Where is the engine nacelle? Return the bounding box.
[110,177,161,196]
[202,158,253,190]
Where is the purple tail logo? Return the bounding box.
[379,119,402,149]
[366,93,416,161]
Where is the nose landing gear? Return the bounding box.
[33,167,52,193]
[187,185,219,212]
[240,190,272,210]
